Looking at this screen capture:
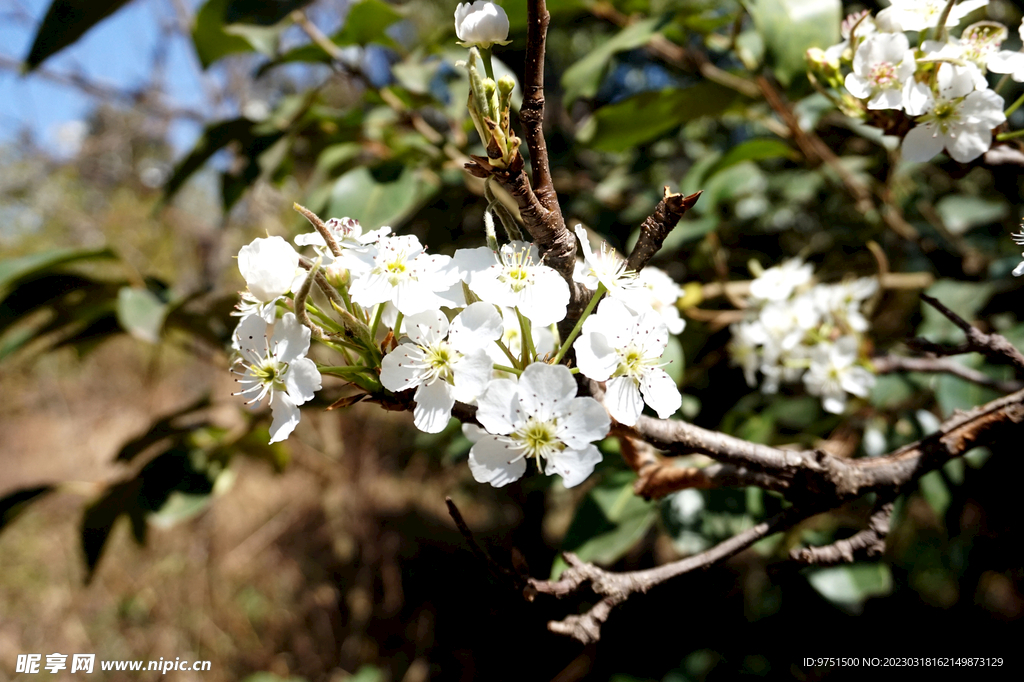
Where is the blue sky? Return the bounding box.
[0,0,210,153]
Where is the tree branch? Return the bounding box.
[625,188,703,273]
[790,502,893,566]
[906,294,1024,375]
[529,506,810,644]
[873,354,1023,393]
[522,0,557,213]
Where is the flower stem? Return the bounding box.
[492,363,522,376]
[495,338,520,368]
[515,308,536,363]
[1004,92,1024,118]
[393,311,404,337]
[480,46,495,81]
[996,128,1024,141]
[932,0,957,43]
[318,365,377,376]
[552,284,606,365]
[369,303,385,340]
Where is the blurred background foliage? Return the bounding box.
[1,0,1023,679]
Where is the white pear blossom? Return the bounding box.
[802,337,875,414]
[232,312,322,444]
[636,266,686,334]
[238,236,303,306]
[380,302,502,433]
[294,216,390,266]
[749,258,813,302]
[469,363,609,488]
[572,224,648,310]
[486,306,556,370]
[454,241,570,326]
[902,63,1005,163]
[348,234,461,315]
[814,278,878,332]
[884,0,988,32]
[454,1,511,49]
[845,33,916,110]
[575,299,681,425]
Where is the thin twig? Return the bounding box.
[791,502,893,566]
[873,355,1023,393]
[908,294,1024,375]
[445,497,523,588]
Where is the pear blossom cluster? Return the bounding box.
[226,4,695,489]
[229,209,690,489]
[728,259,877,414]
[812,0,1020,163]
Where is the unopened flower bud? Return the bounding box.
[455,2,511,49]
[325,263,350,289]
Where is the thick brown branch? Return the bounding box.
[791,502,893,566]
[625,188,703,273]
[908,294,1024,375]
[873,354,1023,393]
[522,0,557,213]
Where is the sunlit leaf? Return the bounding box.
[327,165,438,230]
[193,0,281,68]
[0,248,116,293]
[934,195,1007,235]
[23,0,133,71]
[116,286,168,344]
[551,470,656,579]
[747,0,841,85]
[806,563,892,610]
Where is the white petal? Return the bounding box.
[517,268,570,327]
[559,396,610,448]
[413,380,455,434]
[544,445,603,488]
[902,80,933,117]
[476,377,521,435]
[902,123,945,162]
[947,126,990,163]
[380,344,427,392]
[453,246,499,282]
[269,392,301,443]
[404,309,449,346]
[234,314,269,355]
[604,375,643,425]
[518,362,577,421]
[1012,259,1024,277]
[468,435,527,487]
[449,301,503,351]
[451,349,495,403]
[284,357,322,405]
[640,368,682,419]
[845,73,873,99]
[574,331,618,381]
[238,236,300,303]
[271,312,312,365]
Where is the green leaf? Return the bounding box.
[807,563,892,611]
[193,0,279,68]
[327,165,438,230]
[269,0,402,67]
[579,83,741,152]
[116,286,168,344]
[747,0,841,85]
[224,0,314,26]
[1,485,55,533]
[704,139,795,179]
[161,118,254,203]
[934,195,1007,235]
[551,470,657,579]
[916,280,994,343]
[562,16,666,103]
[23,0,133,71]
[0,247,116,293]
[917,470,950,518]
